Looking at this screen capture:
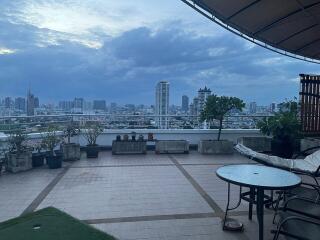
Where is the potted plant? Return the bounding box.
[30,139,46,167]
[62,122,81,161]
[83,122,103,158]
[257,100,300,158]
[42,126,63,169]
[199,94,245,154]
[6,130,32,172]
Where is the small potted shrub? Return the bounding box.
[200,94,245,154]
[257,100,300,158]
[83,122,103,158]
[30,139,46,167]
[6,130,32,173]
[131,131,136,141]
[42,126,63,169]
[62,122,81,161]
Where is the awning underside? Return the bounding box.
[185,0,320,62]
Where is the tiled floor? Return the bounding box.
[0,151,286,239]
[0,168,63,222]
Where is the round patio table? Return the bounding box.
[216,164,301,240]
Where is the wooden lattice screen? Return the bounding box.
[300,74,320,136]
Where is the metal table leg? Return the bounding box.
[248,187,255,220]
[257,188,265,240]
[222,183,243,231]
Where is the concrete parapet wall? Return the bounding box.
[0,129,263,150]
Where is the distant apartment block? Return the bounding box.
[198,87,211,113]
[74,98,84,112]
[190,97,199,116]
[34,97,39,108]
[190,87,211,117]
[155,81,169,129]
[249,102,257,114]
[15,97,26,111]
[59,101,74,111]
[4,97,12,109]
[110,102,117,114]
[27,90,36,116]
[182,95,189,112]
[93,100,107,111]
[270,102,276,113]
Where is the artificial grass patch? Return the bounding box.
[0,207,116,240]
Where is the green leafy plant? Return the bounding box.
[7,130,28,154]
[42,126,62,156]
[83,122,103,146]
[201,94,245,140]
[64,122,80,144]
[257,100,300,157]
[26,139,44,153]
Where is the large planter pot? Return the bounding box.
[32,153,45,167]
[86,145,100,158]
[155,140,189,154]
[237,137,272,152]
[46,153,63,169]
[62,143,80,161]
[112,141,147,155]
[6,151,32,173]
[271,139,295,158]
[198,140,234,154]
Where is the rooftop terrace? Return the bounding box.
[0,150,282,240]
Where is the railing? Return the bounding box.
[0,113,273,133]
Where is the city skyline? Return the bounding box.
[0,0,319,106]
[0,88,285,109]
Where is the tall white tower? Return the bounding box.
[155,81,169,129]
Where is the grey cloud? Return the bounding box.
[0,17,319,105]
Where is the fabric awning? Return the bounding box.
[182,0,320,63]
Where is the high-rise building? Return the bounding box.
[4,97,12,109]
[249,102,257,114]
[155,81,169,129]
[125,104,135,112]
[83,101,93,111]
[198,87,211,114]
[15,97,26,111]
[59,101,74,111]
[93,100,106,111]
[270,102,276,113]
[27,90,35,116]
[73,98,84,112]
[34,97,39,108]
[74,98,83,108]
[110,102,117,114]
[181,95,189,112]
[192,97,200,116]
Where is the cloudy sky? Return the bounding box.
[0,0,319,105]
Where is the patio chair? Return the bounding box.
[272,197,320,240]
[234,144,320,185]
